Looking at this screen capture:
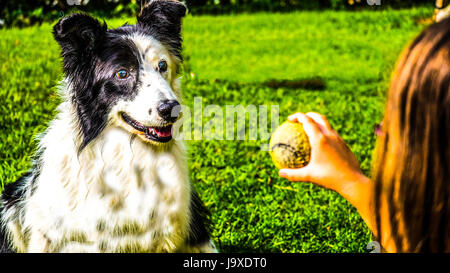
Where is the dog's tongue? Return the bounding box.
[153,126,172,138]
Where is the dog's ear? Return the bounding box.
[53,13,107,70]
[137,0,187,31]
[137,0,187,59]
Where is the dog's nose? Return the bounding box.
[157,100,180,122]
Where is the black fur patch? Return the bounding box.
[0,212,13,253]
[53,15,142,152]
[0,172,33,253]
[186,189,212,246]
[75,33,141,152]
[1,172,32,211]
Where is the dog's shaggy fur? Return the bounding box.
[0,0,216,253]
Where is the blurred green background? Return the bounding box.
[0,0,433,27]
[0,1,436,252]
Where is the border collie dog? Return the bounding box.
[0,0,216,253]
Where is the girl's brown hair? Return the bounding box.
[373,18,450,252]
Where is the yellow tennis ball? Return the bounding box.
[269,121,311,169]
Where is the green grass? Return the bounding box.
[0,8,432,252]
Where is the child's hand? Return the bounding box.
[279,112,367,195]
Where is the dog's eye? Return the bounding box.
[158,60,168,73]
[116,69,129,79]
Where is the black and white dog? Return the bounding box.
[0,0,216,253]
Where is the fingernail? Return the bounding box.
[279,170,286,176]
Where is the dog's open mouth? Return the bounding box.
[121,112,173,143]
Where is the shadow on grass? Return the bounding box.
[263,78,326,90]
[187,77,327,91]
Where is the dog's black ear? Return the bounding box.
[53,13,107,71]
[137,0,187,59]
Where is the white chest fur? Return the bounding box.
[21,111,191,253]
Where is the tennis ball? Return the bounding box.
[269,121,311,169]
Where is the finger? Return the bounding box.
[287,112,323,141]
[279,167,311,182]
[306,112,333,132]
[288,112,309,122]
[288,112,303,122]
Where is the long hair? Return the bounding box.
[372,18,450,252]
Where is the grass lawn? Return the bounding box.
[0,7,432,252]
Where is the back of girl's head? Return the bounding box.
[373,17,450,252]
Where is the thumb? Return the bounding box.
[279,167,311,182]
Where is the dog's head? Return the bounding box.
[53,0,187,150]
